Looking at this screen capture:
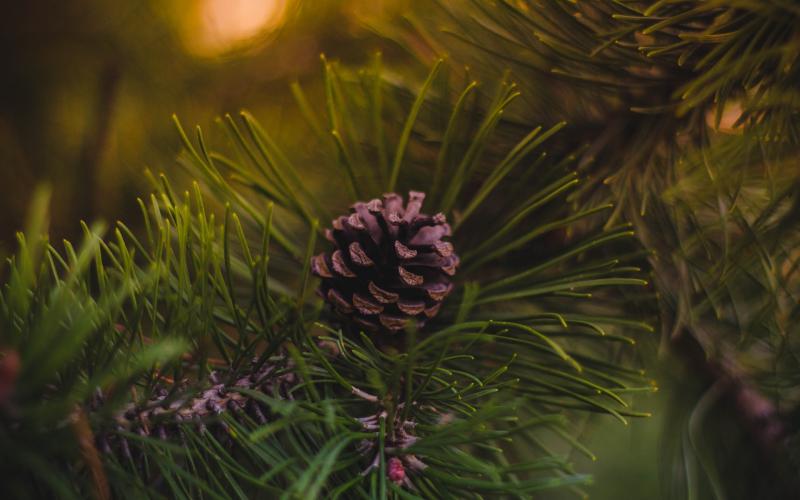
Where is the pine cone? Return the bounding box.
[311,191,458,333]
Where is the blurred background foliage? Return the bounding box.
[0,0,408,253]
[2,0,798,498]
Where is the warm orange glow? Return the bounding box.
[706,101,743,135]
[186,0,288,57]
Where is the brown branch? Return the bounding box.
[71,406,110,500]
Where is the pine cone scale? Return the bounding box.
[394,241,417,259]
[369,281,399,303]
[349,242,375,267]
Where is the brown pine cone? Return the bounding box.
[311,191,458,333]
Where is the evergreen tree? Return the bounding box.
[1,1,798,498]
[375,0,800,497]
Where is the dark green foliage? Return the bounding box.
[6,1,797,498]
[0,57,653,498]
[377,0,800,497]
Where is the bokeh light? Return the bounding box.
[183,0,289,57]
